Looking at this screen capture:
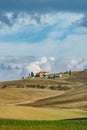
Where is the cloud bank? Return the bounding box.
[0,0,87,58]
[0,56,87,81]
[0,12,87,58]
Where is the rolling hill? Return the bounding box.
[17,70,87,110]
[0,70,87,120]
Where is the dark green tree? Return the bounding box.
[22,77,24,79]
[69,70,72,76]
[31,72,34,77]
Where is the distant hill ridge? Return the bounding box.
[0,70,87,89]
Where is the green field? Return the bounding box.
[0,118,87,130]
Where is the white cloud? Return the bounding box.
[26,64,41,74]
[0,12,86,59]
[0,12,84,34]
[26,57,52,74]
[0,56,87,81]
[0,12,87,74]
[5,12,14,21]
[0,28,87,57]
[49,57,55,61]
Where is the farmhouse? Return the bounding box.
[48,73,62,79]
[55,73,62,78]
[36,71,49,78]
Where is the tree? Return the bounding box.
[69,70,72,76]
[31,72,34,77]
[22,77,24,80]
[29,73,30,77]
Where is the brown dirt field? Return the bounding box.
[27,85,87,110]
[65,70,87,83]
[0,106,87,120]
[0,88,63,105]
[0,70,87,120]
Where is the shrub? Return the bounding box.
[2,85,6,88]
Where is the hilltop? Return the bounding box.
[0,70,87,88]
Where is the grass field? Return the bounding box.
[0,118,87,130]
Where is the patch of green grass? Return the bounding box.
[0,118,87,130]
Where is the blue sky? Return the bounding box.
[0,0,87,81]
[0,0,87,58]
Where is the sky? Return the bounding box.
[0,0,87,81]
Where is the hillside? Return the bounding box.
[0,70,87,89]
[27,85,87,110]
[65,70,87,83]
[0,70,87,120]
[0,78,70,88]
[0,88,62,105]
[18,70,87,110]
[0,70,87,109]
